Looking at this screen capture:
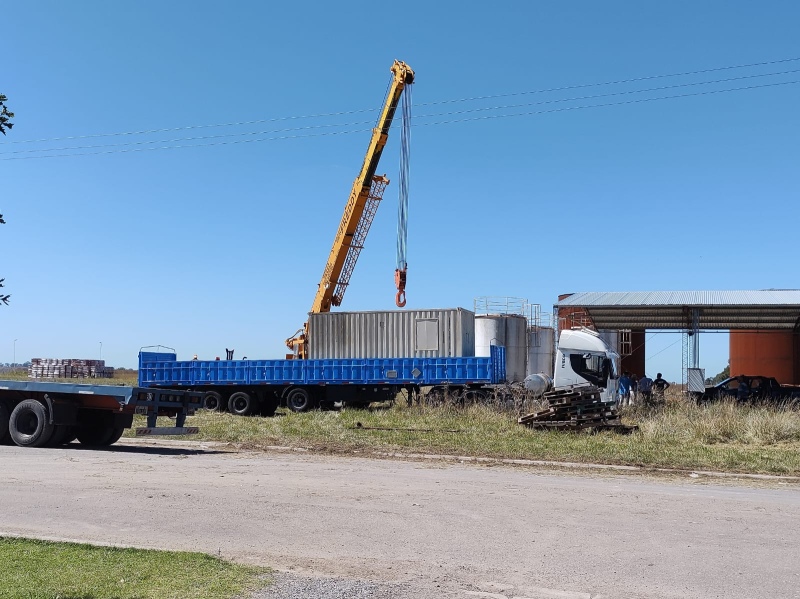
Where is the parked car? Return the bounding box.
[698,375,800,403]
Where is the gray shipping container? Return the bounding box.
[307,308,475,359]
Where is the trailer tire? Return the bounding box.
[228,392,254,416]
[203,391,224,412]
[77,426,116,446]
[9,400,55,448]
[287,388,315,413]
[47,424,71,447]
[105,427,125,446]
[0,400,10,444]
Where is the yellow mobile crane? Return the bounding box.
[286,60,415,359]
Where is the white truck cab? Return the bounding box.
[553,328,620,402]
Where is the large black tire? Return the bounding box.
[46,424,71,447]
[228,392,254,416]
[105,427,125,446]
[286,388,315,413]
[9,400,55,448]
[260,397,280,417]
[203,391,224,412]
[0,400,11,444]
[76,426,117,446]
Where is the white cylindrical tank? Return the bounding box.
[527,326,555,378]
[599,330,619,355]
[504,315,528,383]
[475,315,506,357]
[476,315,527,382]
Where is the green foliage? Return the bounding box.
[0,93,13,135]
[0,537,270,599]
[707,363,730,385]
[1,93,11,305]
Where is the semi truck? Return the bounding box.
[138,327,620,413]
[0,379,203,448]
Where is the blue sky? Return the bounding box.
[2,1,798,379]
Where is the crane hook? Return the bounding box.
[394,267,407,308]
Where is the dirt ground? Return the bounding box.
[1,440,799,599]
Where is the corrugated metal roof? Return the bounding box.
[556,290,800,330]
[558,290,800,307]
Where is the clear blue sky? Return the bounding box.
[3,1,799,380]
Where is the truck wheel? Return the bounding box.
[287,388,315,412]
[0,400,11,444]
[77,426,116,446]
[228,392,254,416]
[9,400,55,448]
[203,391,224,411]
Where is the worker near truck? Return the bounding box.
[652,373,670,401]
[618,372,632,406]
[638,374,653,403]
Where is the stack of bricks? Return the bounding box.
[28,358,114,379]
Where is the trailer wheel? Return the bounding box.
[286,388,315,413]
[0,400,11,444]
[9,400,55,448]
[228,392,254,416]
[77,426,116,446]
[105,427,125,446]
[203,391,224,411]
[47,424,72,447]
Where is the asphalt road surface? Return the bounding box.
[1,441,798,599]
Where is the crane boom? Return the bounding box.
[311,60,415,314]
[286,60,414,358]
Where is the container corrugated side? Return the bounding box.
[307,308,475,359]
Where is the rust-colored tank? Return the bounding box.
[730,330,799,384]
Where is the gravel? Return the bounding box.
[249,572,426,599]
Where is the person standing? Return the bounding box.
[618,371,632,406]
[652,373,670,401]
[630,374,639,405]
[736,375,750,402]
[638,374,653,404]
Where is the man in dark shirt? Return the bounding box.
[652,373,670,401]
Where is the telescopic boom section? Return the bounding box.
[311,60,415,314]
[286,60,414,358]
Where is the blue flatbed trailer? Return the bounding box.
[0,379,204,448]
[139,346,507,414]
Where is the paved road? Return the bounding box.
[1,441,798,599]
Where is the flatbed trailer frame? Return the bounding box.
[0,379,203,448]
[139,347,507,414]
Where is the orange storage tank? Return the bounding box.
[729,330,799,384]
[557,293,594,332]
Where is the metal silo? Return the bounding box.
[730,330,798,384]
[475,314,527,383]
[527,326,555,378]
[475,315,506,356]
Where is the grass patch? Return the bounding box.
[0,537,268,599]
[132,392,800,476]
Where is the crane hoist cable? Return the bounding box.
[395,82,412,307]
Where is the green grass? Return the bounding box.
[132,393,800,476]
[0,537,269,599]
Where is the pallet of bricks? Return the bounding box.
[29,358,114,379]
[518,384,637,433]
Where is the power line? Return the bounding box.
[1,79,797,161]
[3,56,799,146]
[2,70,798,157]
